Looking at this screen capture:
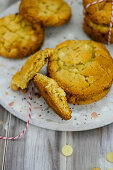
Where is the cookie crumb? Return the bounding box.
[91,112,98,119]
[39,114,42,117]
[5,92,8,95]
[8,101,14,106]
[35,92,41,98]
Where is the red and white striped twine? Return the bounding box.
[83,0,106,21]
[0,92,32,140]
[85,0,106,9]
[84,0,113,44]
[70,1,74,5]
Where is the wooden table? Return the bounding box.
[0,1,113,170]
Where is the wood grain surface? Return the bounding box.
[0,1,113,170]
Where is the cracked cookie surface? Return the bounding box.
[0,14,44,59]
[19,0,71,27]
[34,73,72,120]
[47,40,113,104]
[11,48,53,91]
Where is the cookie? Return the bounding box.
[0,14,44,59]
[33,73,72,120]
[19,0,71,27]
[83,15,113,44]
[82,0,113,43]
[83,0,111,26]
[11,48,53,91]
[47,40,113,104]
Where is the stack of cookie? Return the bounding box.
[83,0,113,44]
[47,40,113,104]
[0,0,71,59]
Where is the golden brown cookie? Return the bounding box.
[47,40,113,104]
[83,0,112,26]
[0,14,44,59]
[33,73,72,120]
[82,0,113,43]
[83,15,113,44]
[19,0,71,27]
[11,48,53,91]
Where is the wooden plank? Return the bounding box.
[59,132,66,170]
[72,129,100,170]
[2,107,113,170]
[0,106,10,169]
[64,125,113,170]
[99,124,113,170]
[66,132,74,170]
[3,114,62,170]
[3,113,113,170]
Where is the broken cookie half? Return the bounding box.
[34,73,72,120]
[11,48,53,91]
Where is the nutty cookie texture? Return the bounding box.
[34,73,72,120]
[19,0,71,27]
[47,40,113,104]
[11,49,53,91]
[0,14,44,59]
[83,0,113,43]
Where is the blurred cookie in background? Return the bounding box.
[0,14,44,59]
[19,0,72,27]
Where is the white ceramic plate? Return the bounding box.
[0,0,113,131]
